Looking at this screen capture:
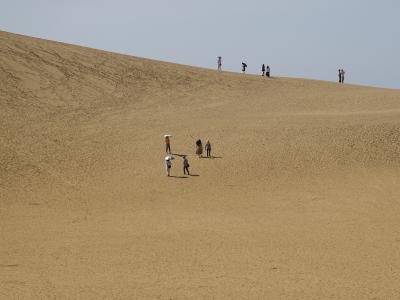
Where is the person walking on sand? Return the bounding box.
[341,69,345,83]
[165,135,171,154]
[266,65,270,77]
[183,156,190,175]
[242,62,247,73]
[338,69,342,83]
[262,64,266,76]
[205,140,212,158]
[165,158,172,176]
[217,56,222,71]
[196,139,203,157]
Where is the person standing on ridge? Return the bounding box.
[242,62,247,73]
[266,65,270,77]
[338,69,342,83]
[262,64,266,76]
[183,156,190,175]
[205,140,212,158]
[217,56,222,71]
[341,69,346,83]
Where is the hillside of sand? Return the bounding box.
[1,30,400,299]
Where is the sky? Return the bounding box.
[1,0,399,89]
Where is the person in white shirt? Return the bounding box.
[165,158,172,176]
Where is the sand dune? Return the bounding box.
[1,30,400,299]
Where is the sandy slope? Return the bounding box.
[1,30,400,299]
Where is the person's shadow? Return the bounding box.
[171,153,187,157]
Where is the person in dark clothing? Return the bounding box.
[217,56,222,71]
[196,139,203,157]
[183,156,190,175]
[341,69,345,83]
[338,69,342,83]
[266,65,270,77]
[205,141,212,158]
[262,64,266,76]
[242,62,247,73]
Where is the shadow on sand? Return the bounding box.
[171,153,187,157]
[169,175,189,179]
[173,153,222,160]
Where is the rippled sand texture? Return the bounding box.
[1,30,400,299]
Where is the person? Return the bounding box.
[266,65,270,77]
[261,64,265,76]
[183,156,190,175]
[165,158,172,176]
[338,69,342,83]
[205,141,211,158]
[165,135,171,154]
[196,139,203,157]
[242,62,247,73]
[341,69,345,83]
[217,56,222,71]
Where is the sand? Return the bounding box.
[1,30,400,299]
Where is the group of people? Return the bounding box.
[261,64,271,77]
[195,139,212,158]
[164,135,212,177]
[218,56,348,83]
[338,69,346,83]
[218,56,271,77]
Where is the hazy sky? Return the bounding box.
[1,0,399,88]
